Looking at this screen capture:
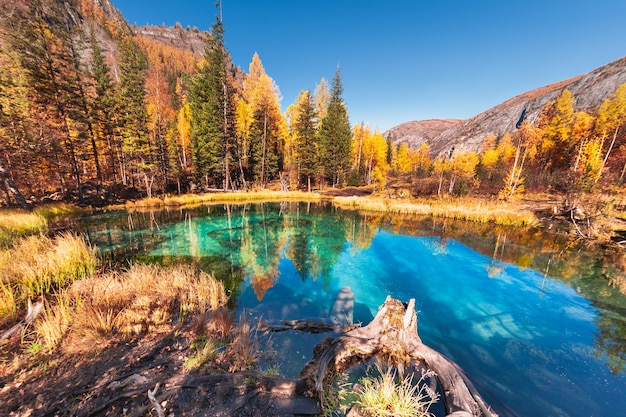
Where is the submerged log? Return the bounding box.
[299,296,498,417]
[258,319,342,334]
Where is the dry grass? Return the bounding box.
[31,264,229,353]
[0,233,96,326]
[28,263,263,374]
[333,196,538,226]
[123,190,324,209]
[0,210,48,247]
[33,203,89,219]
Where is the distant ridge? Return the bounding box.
[386,56,626,156]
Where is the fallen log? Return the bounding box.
[299,296,499,417]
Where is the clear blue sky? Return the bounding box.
[113,0,626,132]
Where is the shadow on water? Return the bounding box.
[56,201,626,417]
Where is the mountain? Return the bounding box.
[131,24,244,83]
[384,119,462,148]
[387,56,626,156]
[132,24,209,56]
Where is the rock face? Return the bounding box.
[388,56,626,157]
[132,25,210,57]
[385,119,463,149]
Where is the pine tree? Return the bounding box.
[117,33,154,195]
[188,17,236,189]
[6,0,87,200]
[318,68,352,187]
[293,90,318,191]
[90,31,120,183]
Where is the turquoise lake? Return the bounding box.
[68,201,626,417]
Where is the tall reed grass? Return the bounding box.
[0,233,96,326]
[333,196,538,227]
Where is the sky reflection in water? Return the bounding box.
[78,202,626,417]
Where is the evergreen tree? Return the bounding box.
[188,17,236,189]
[5,0,86,199]
[386,133,393,166]
[293,90,318,191]
[318,68,352,187]
[117,33,153,195]
[90,31,120,183]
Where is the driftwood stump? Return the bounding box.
[299,296,498,417]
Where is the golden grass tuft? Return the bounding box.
[333,196,538,227]
[354,368,439,417]
[0,210,48,247]
[0,233,96,326]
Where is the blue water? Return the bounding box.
[75,203,626,417]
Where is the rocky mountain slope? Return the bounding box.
[132,24,210,57]
[384,119,462,148]
[387,56,626,156]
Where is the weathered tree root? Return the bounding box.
[299,296,499,417]
[1,299,43,342]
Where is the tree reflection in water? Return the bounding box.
[65,201,626,377]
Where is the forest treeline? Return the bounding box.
[0,0,625,207]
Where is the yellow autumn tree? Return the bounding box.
[480,134,499,173]
[176,103,192,170]
[396,142,413,173]
[241,53,285,187]
[361,129,389,186]
[539,89,575,170]
[312,77,331,121]
[412,143,431,176]
[570,111,595,174]
[351,123,369,179]
[448,150,479,194]
[594,83,626,183]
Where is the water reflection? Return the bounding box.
[60,201,626,416]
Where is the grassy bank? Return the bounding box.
[121,190,324,210]
[0,210,48,247]
[333,196,539,227]
[117,191,538,226]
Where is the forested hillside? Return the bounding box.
[0,0,625,207]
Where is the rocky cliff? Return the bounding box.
[388,56,626,156]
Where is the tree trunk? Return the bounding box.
[0,165,30,209]
[300,297,499,417]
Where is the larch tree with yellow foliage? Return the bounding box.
[412,143,431,177]
[396,142,413,173]
[594,83,626,184]
[243,53,285,187]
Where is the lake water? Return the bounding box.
[68,201,626,417]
